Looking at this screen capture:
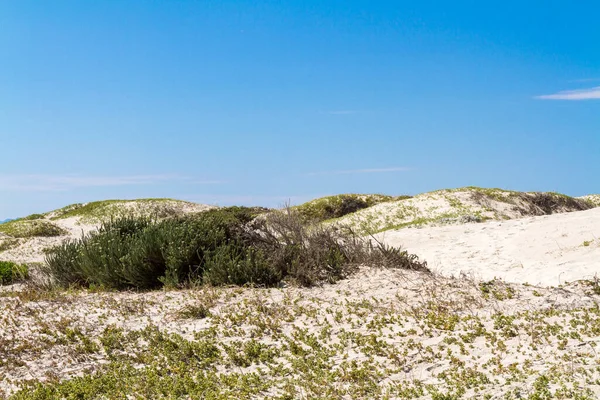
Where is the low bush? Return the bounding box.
[0,261,29,285]
[44,207,428,290]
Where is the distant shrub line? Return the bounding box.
[43,207,428,290]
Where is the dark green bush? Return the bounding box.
[0,261,29,285]
[44,207,428,290]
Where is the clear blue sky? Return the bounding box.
[1,1,599,219]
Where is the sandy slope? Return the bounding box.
[377,207,600,287]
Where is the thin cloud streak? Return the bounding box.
[305,167,412,176]
[0,174,224,192]
[535,86,600,100]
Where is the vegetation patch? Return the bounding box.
[578,194,600,208]
[43,207,428,290]
[0,238,20,252]
[295,194,409,222]
[468,188,593,215]
[334,187,595,234]
[0,220,67,238]
[0,260,28,285]
[48,198,212,223]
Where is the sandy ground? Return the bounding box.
[377,207,600,287]
[2,267,600,398]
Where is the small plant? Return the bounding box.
[177,304,211,319]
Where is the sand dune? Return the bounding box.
[378,206,600,287]
[333,187,593,233]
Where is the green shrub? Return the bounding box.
[44,207,428,290]
[44,209,258,289]
[0,261,29,285]
[203,244,281,286]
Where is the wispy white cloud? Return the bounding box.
[305,167,412,176]
[0,174,224,192]
[535,86,600,100]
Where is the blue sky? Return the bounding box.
[1,1,599,219]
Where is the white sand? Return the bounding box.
[377,207,600,287]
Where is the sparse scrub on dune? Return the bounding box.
[0,220,67,238]
[0,238,20,252]
[43,207,428,290]
[332,187,596,234]
[295,194,410,222]
[525,192,592,214]
[468,188,593,216]
[580,194,600,207]
[47,198,214,223]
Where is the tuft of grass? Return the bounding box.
[0,238,20,252]
[0,260,29,285]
